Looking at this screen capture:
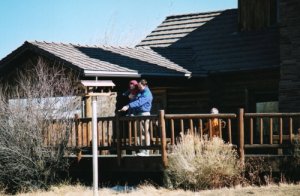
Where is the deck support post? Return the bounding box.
[159,110,168,168]
[238,108,245,164]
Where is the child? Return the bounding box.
[122,80,139,115]
[203,108,226,137]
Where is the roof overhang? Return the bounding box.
[80,80,115,87]
[84,70,192,78]
[84,70,141,77]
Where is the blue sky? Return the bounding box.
[0,0,236,59]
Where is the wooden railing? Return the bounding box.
[164,113,237,144]
[242,108,300,156]
[74,116,116,153]
[45,109,300,166]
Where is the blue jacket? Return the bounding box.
[129,87,153,113]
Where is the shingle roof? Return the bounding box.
[137,10,225,47]
[1,9,280,78]
[137,9,280,74]
[0,41,194,77]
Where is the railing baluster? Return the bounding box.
[122,120,125,145]
[171,119,175,145]
[260,118,263,144]
[129,121,132,146]
[116,115,121,165]
[218,119,222,139]
[97,121,101,146]
[289,117,293,143]
[139,120,143,146]
[228,119,232,143]
[155,120,159,146]
[145,119,149,149]
[74,117,79,147]
[83,122,87,146]
[199,119,203,138]
[68,121,73,147]
[209,119,212,139]
[250,118,253,145]
[150,120,153,145]
[134,120,138,145]
[279,117,283,144]
[189,119,194,134]
[88,121,92,147]
[101,121,105,146]
[180,119,184,133]
[107,121,111,146]
[78,121,82,147]
[270,118,273,144]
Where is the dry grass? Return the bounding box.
[166,133,243,190]
[12,183,300,196]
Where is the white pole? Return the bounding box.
[92,96,98,196]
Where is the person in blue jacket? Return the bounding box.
[120,79,153,115]
[120,79,153,156]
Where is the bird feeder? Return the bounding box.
[80,80,116,118]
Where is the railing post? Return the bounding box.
[238,108,245,164]
[159,110,168,168]
[116,113,121,166]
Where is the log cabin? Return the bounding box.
[1,0,298,116]
[0,0,299,180]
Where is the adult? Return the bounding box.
[122,80,139,116]
[120,79,153,156]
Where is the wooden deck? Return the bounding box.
[45,109,300,168]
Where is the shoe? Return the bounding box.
[136,152,149,156]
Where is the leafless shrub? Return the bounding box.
[166,133,243,190]
[243,157,273,186]
[282,133,300,182]
[0,58,80,193]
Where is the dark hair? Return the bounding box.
[139,79,148,86]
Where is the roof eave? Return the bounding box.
[84,70,141,78]
[84,70,193,78]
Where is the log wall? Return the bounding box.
[279,0,300,112]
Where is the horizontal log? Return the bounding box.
[121,145,162,150]
[119,115,158,121]
[245,144,292,149]
[245,113,300,117]
[78,116,115,121]
[165,113,237,119]
[273,134,294,141]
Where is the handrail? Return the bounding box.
[77,116,115,121]
[119,115,158,121]
[165,113,237,119]
[245,113,300,117]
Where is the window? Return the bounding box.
[256,101,279,135]
[256,101,278,113]
[9,96,81,119]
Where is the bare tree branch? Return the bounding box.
[0,58,79,193]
